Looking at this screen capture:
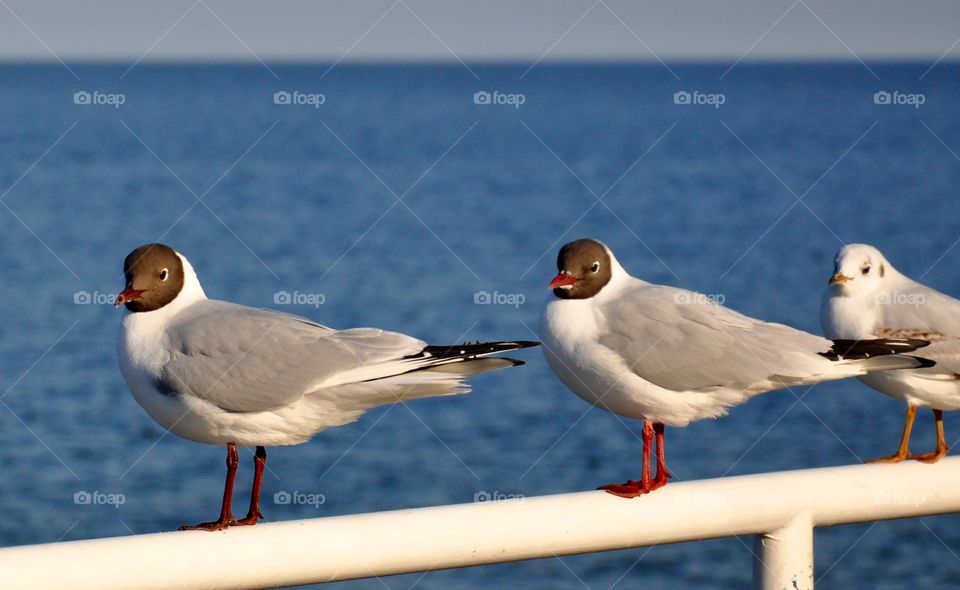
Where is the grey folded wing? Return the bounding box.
[158,301,426,412]
[874,282,960,377]
[598,285,833,392]
[875,282,960,339]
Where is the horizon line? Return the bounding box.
[0,56,957,66]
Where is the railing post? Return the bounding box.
[753,510,814,590]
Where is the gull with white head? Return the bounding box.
[822,243,960,463]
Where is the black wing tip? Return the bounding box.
[909,355,938,369]
[418,340,541,359]
[822,338,932,361]
[504,340,541,350]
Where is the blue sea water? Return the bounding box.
[0,62,959,589]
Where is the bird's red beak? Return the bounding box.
[549,273,578,289]
[115,286,145,308]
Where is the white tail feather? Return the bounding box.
[846,355,929,373]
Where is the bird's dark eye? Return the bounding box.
[861,266,870,275]
[590,262,600,273]
[159,268,169,281]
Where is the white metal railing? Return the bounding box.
[2,458,959,590]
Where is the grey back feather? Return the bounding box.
[158,301,425,412]
[598,284,833,392]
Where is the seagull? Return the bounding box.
[115,243,538,530]
[822,243,960,463]
[540,238,932,498]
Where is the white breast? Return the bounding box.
[821,291,878,339]
[118,301,193,432]
[541,298,603,394]
[541,296,665,421]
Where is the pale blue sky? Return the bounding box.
[1,1,958,62]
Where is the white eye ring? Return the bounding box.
[159,268,169,281]
[590,262,600,273]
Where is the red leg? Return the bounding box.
[600,420,666,498]
[179,443,239,531]
[234,446,267,526]
[640,420,654,489]
[650,422,670,490]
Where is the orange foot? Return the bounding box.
[909,446,950,463]
[865,451,909,464]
